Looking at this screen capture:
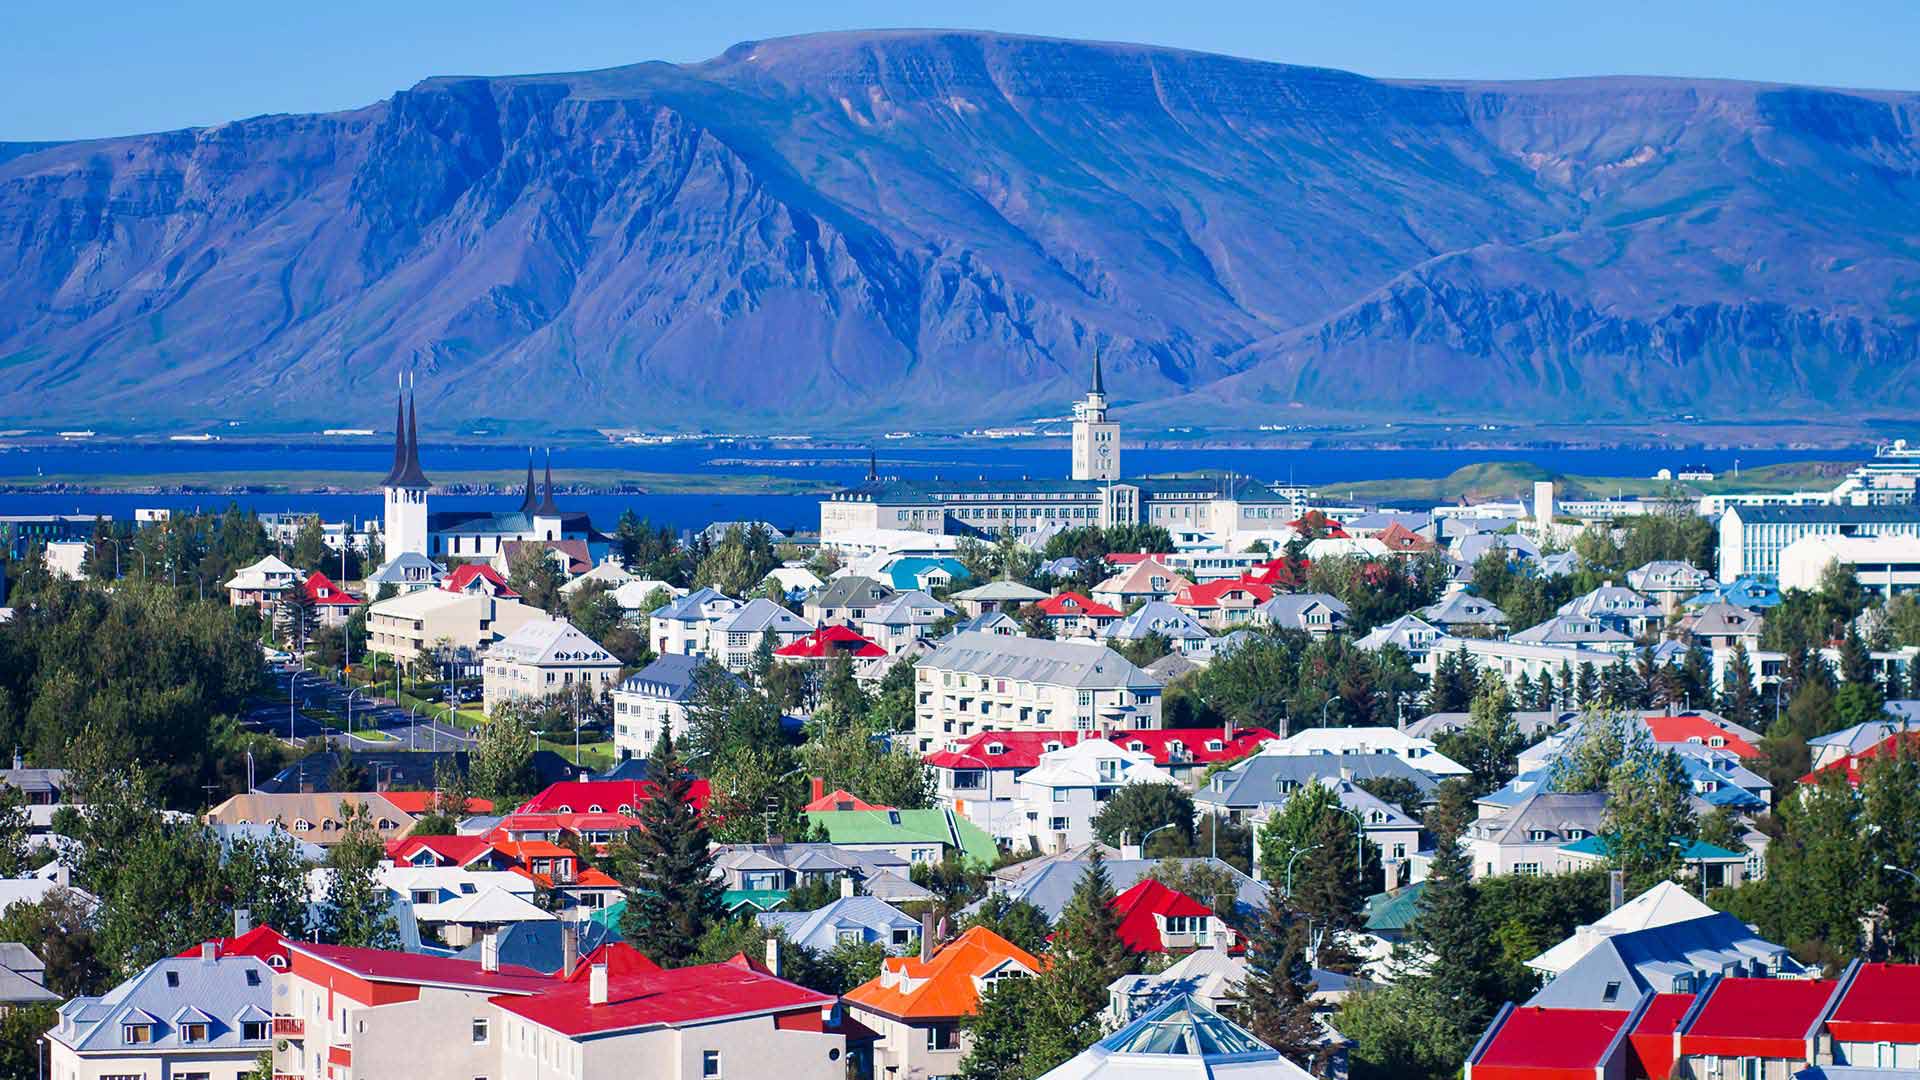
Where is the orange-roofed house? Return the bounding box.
[844,926,1044,1079]
[378,790,495,816]
[803,777,893,813]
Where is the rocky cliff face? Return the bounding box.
[2,30,1917,431]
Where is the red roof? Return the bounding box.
[176,924,293,964]
[379,791,494,815]
[1242,560,1307,588]
[1628,993,1695,1080]
[386,834,494,866]
[1172,579,1274,609]
[925,728,1275,771]
[776,624,887,659]
[1644,715,1762,760]
[1374,522,1435,552]
[443,563,520,598]
[518,779,712,816]
[1679,977,1836,1059]
[1799,731,1920,787]
[567,942,662,981]
[501,540,591,576]
[1104,553,1170,566]
[1473,1006,1632,1076]
[1037,592,1122,619]
[1827,963,1920,1043]
[491,959,833,1036]
[300,571,361,607]
[803,788,894,812]
[290,942,553,993]
[492,811,644,838]
[1110,879,1214,953]
[1288,513,1349,538]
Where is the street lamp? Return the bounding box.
[408,704,425,752]
[1284,843,1324,901]
[345,689,364,738]
[945,751,1002,840]
[1884,864,1920,886]
[1330,803,1367,872]
[288,671,304,742]
[1138,822,1181,857]
[1320,698,1336,728]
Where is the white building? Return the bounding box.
[609,654,713,760]
[1717,504,1920,582]
[706,598,813,671]
[481,616,623,715]
[911,633,1164,754]
[647,586,743,659]
[365,587,544,665]
[1261,727,1470,780]
[1011,741,1170,853]
[1780,534,1920,597]
[1072,356,1121,482]
[50,945,276,1080]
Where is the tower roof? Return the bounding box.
[380,395,407,486]
[534,450,560,516]
[389,387,430,489]
[517,449,539,514]
[1092,353,1105,396]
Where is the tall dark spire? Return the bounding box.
[867,448,878,482]
[1092,353,1105,397]
[535,449,560,516]
[391,377,430,489]
[381,391,407,486]
[518,448,539,513]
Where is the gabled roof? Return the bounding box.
[923,632,1162,691]
[1039,592,1123,618]
[1526,912,1798,1010]
[951,580,1050,603]
[1511,614,1634,647]
[489,617,620,669]
[712,597,813,636]
[809,576,894,609]
[387,834,495,866]
[776,624,888,658]
[53,953,278,1053]
[174,925,294,966]
[1468,1005,1634,1075]
[1254,592,1351,628]
[290,942,551,993]
[1644,714,1762,760]
[300,571,360,607]
[1173,579,1274,609]
[804,788,894,812]
[844,926,1043,1021]
[518,778,711,815]
[1799,730,1920,787]
[617,653,721,702]
[1527,881,1717,975]
[1100,600,1214,643]
[974,858,1266,924]
[1353,612,1442,652]
[863,590,954,626]
[1093,559,1194,598]
[492,957,833,1036]
[1198,753,1437,809]
[804,809,999,866]
[442,563,520,597]
[650,585,740,622]
[1111,880,1214,953]
[1677,976,1838,1058]
[884,556,972,591]
[756,896,919,953]
[1827,963,1920,1044]
[1419,590,1507,626]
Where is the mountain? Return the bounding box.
[3,30,1919,434]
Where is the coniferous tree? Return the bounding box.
[321,802,400,948]
[1719,642,1762,730]
[1023,851,1134,1075]
[1574,661,1600,708]
[1404,818,1496,1068]
[615,733,724,966]
[1230,890,1329,1073]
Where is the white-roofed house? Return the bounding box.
[1262,727,1470,780]
[1099,601,1216,658]
[1013,741,1170,854]
[706,597,813,671]
[481,616,623,715]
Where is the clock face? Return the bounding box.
[1098,444,1111,457]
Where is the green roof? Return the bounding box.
[1362,881,1426,933]
[588,899,626,932]
[804,808,1000,868]
[1559,835,1745,861]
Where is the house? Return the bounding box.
[1670,975,1840,1080]
[1684,577,1782,612]
[883,555,972,593]
[1261,727,1470,780]
[1559,582,1664,634]
[953,609,1024,637]
[1799,729,1920,788]
[859,589,954,654]
[1629,561,1715,613]
[804,575,896,627]
[763,565,826,601]
[1144,652,1203,682]
[1109,879,1234,954]
[1039,994,1316,1080]
[1418,591,1508,634]
[910,632,1163,753]
[480,616,623,715]
[0,941,56,1011]
[50,941,277,1080]
[297,570,362,627]
[844,926,1045,1080]
[1353,613,1444,662]
[1091,559,1194,609]
[1037,592,1124,637]
[492,538,593,579]
[610,654,732,762]
[1527,906,1801,1010]
[711,843,932,907]
[362,550,445,595]
[1464,791,1608,879]
[1196,753,1438,826]
[364,587,543,665]
[225,554,300,610]
[1012,741,1171,853]
[517,778,712,816]
[1171,579,1274,630]
[1374,521,1438,554]
[442,562,520,598]
[1099,601,1216,658]
[557,556,644,597]
[379,864,551,945]
[1644,713,1765,761]
[1511,614,1637,653]
[804,808,1000,868]
[1248,777,1426,888]
[975,856,1267,926]
[1463,1002,1640,1080]
[707,598,814,670]
[1254,593,1352,637]
[948,580,1049,618]
[775,624,889,663]
[1677,602,1766,649]
[648,586,743,658]
[757,894,922,954]
[205,792,416,847]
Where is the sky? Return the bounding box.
[6,1,1919,141]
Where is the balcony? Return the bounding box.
[272,1016,305,1038]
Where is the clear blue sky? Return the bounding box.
[7,0,1919,141]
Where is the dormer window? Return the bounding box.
[122,1023,152,1044]
[1127,741,1146,751]
[180,1022,208,1044]
[1528,829,1550,842]
[1708,736,1726,747]
[986,743,1006,756]
[1566,829,1588,841]
[1205,740,1224,752]
[1044,742,1063,753]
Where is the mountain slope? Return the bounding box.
[2,30,1918,432]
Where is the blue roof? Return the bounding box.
[755,896,920,953]
[1093,993,1279,1060]
[1684,576,1782,610]
[1560,835,1745,861]
[1526,911,1800,1009]
[884,556,971,591]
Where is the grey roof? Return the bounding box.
[756,896,920,953]
[711,597,812,635]
[1526,912,1801,1009]
[1456,533,1541,564]
[53,953,275,1053]
[1681,602,1764,638]
[923,632,1162,691]
[1255,593,1351,629]
[1725,504,1920,524]
[1559,583,1662,622]
[1511,615,1634,647]
[450,919,618,974]
[1353,613,1441,652]
[1144,653,1204,682]
[1468,791,1608,846]
[951,580,1050,603]
[618,654,716,701]
[863,590,954,627]
[651,585,737,623]
[1346,511,1433,532]
[364,551,445,583]
[489,616,619,667]
[1809,719,1909,753]
[1537,551,1584,578]
[1626,560,1712,593]
[954,610,1022,635]
[1418,591,1508,627]
[1404,710,1574,741]
[0,944,53,1005]
[713,842,912,879]
[809,576,894,610]
[975,858,1266,924]
[1100,601,1213,643]
[1196,753,1437,810]
[0,766,66,799]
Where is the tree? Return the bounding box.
[1090,782,1196,852]
[0,786,28,879]
[0,1003,58,1080]
[278,583,317,652]
[1403,819,1496,1069]
[1229,890,1328,1072]
[963,894,1051,956]
[1600,750,1697,891]
[614,733,724,966]
[469,704,538,809]
[1257,782,1340,885]
[289,515,328,571]
[960,974,1045,1080]
[1719,642,1762,731]
[408,761,472,836]
[506,542,565,612]
[1023,852,1133,1074]
[320,802,400,949]
[223,831,315,940]
[1860,741,1920,961]
[798,722,935,811]
[1438,675,1524,795]
[0,887,106,996]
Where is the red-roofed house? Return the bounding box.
[1673,975,1838,1074]
[1171,579,1275,630]
[1644,714,1763,761]
[1243,560,1309,589]
[299,571,363,626]
[1036,592,1123,637]
[775,624,888,661]
[518,779,712,817]
[1104,726,1276,786]
[1375,522,1437,554]
[490,811,644,853]
[378,791,495,816]
[386,834,495,868]
[1465,1003,1637,1080]
[1109,879,1233,953]
[176,920,294,969]
[1799,731,1920,788]
[441,562,520,598]
[1628,993,1695,1080]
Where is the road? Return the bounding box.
[246,669,477,752]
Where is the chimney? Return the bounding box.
[560,921,579,980]
[1609,870,1625,912]
[588,962,608,1006]
[201,941,218,963]
[764,935,782,978]
[1338,765,1354,783]
[1120,840,1143,861]
[233,909,252,938]
[9,750,19,770]
[840,874,855,900]
[481,928,500,973]
[811,777,825,804]
[920,911,937,963]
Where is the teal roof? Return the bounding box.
[722,889,791,912]
[1362,881,1426,933]
[1560,835,1745,861]
[885,557,971,591]
[1094,993,1278,1060]
[804,809,999,868]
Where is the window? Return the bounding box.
[1602,981,1621,1003]
[1050,817,1069,832]
[927,1023,961,1051]
[245,969,261,986]
[892,929,913,947]
[1528,830,1550,843]
[703,1050,723,1077]
[122,1023,152,1044]
[1514,862,1542,876]
[472,1018,490,1044]
[243,1020,269,1041]
[166,971,180,987]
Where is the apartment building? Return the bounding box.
[365,588,543,665]
[481,616,623,715]
[50,945,276,1080]
[911,632,1164,754]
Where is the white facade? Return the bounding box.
[911,633,1164,754]
[1261,727,1469,780]
[1780,534,1920,597]
[1071,360,1121,482]
[1013,742,1169,853]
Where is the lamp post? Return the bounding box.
[945,750,1001,841]
[345,689,364,739]
[1138,822,1180,858]
[1320,698,1336,728]
[1331,803,1367,873]
[1284,843,1324,901]
[408,704,425,752]
[1884,864,1920,887]
[288,671,304,742]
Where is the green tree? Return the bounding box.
[1403,820,1496,1068]
[1024,852,1133,1074]
[289,515,328,571]
[0,1003,59,1080]
[1438,675,1524,795]
[959,974,1045,1080]
[278,582,317,651]
[614,733,724,966]
[798,717,935,811]
[320,802,400,949]
[1089,782,1196,852]
[469,704,539,809]
[1600,750,1697,891]
[1228,890,1327,1072]
[223,831,315,939]
[0,887,106,996]
[963,893,1052,956]
[506,542,565,612]
[1718,642,1762,730]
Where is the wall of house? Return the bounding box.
[50,1047,262,1080]
[847,1008,965,1080]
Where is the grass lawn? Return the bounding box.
[539,737,619,771]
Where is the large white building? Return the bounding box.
[1780,534,1920,597]
[1012,741,1168,853]
[481,616,624,715]
[1717,504,1920,582]
[50,946,276,1080]
[911,633,1164,753]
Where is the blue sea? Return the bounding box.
[0,441,1858,534]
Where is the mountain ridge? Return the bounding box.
[2,29,1918,433]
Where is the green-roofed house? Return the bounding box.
[1558,835,1752,891]
[1360,881,1426,944]
[804,808,1000,869]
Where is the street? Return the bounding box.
[245,668,478,752]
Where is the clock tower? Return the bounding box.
[1071,355,1120,482]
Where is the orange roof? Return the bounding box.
[843,926,1043,1021]
[380,791,495,815]
[803,788,894,813]
[492,839,577,861]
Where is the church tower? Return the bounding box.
[381,378,431,558]
[1071,355,1120,481]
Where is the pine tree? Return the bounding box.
[1024,851,1132,1075]
[1229,889,1328,1072]
[1575,661,1599,708]
[278,584,316,652]
[1720,642,1761,730]
[1405,819,1495,1068]
[321,802,400,948]
[1050,850,1133,987]
[614,733,724,966]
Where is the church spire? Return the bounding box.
[517,448,539,513]
[1092,353,1105,397]
[391,375,430,489]
[381,390,407,487]
[866,448,878,482]
[535,449,560,516]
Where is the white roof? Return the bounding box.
[765,567,826,593]
[1261,728,1469,777]
[369,587,476,618]
[489,617,620,668]
[559,559,644,595]
[611,579,680,610]
[1525,881,1720,976]
[1020,741,1167,789]
[226,554,299,590]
